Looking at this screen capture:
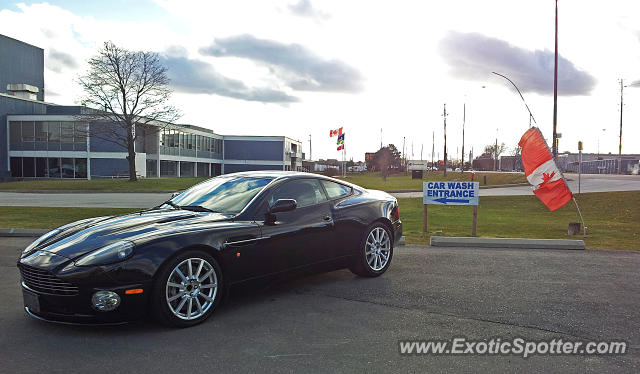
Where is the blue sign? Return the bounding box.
[423,181,479,206]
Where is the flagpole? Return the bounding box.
[343,143,346,177]
[572,197,586,237]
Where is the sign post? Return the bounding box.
[423,181,480,236]
[578,141,583,194]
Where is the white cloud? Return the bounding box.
[1,0,640,159]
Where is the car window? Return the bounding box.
[170,177,272,213]
[269,179,328,208]
[321,180,351,199]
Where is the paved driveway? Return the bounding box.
[1,239,638,373]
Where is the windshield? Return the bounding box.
[167,176,273,214]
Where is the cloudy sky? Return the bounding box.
[1,0,640,161]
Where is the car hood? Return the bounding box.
[33,208,232,260]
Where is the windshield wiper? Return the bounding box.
[159,200,181,210]
[179,205,218,213]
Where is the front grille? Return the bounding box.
[19,265,79,296]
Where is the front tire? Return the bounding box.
[350,222,393,277]
[152,250,222,327]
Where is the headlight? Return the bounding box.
[91,291,121,312]
[21,229,61,258]
[75,240,134,266]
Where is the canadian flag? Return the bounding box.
[518,127,573,211]
[329,127,343,137]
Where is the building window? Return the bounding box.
[22,121,35,142]
[36,158,47,177]
[61,122,74,143]
[35,122,48,142]
[23,157,35,177]
[61,158,74,178]
[10,157,22,177]
[74,123,88,143]
[160,160,178,177]
[9,122,21,150]
[187,133,193,150]
[48,158,61,178]
[47,121,60,142]
[75,158,87,178]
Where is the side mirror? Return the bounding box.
[269,199,297,214]
[170,191,182,198]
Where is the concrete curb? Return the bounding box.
[0,228,48,237]
[430,236,586,250]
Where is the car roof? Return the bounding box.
[222,171,362,190]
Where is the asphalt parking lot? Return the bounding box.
[1,237,638,373]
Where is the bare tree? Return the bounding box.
[77,41,180,181]
[483,143,507,171]
[511,145,522,157]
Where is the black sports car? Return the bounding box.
[18,171,402,327]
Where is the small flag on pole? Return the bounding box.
[519,127,572,211]
[336,132,345,151]
[330,127,343,137]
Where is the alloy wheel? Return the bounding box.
[365,227,391,271]
[165,258,218,320]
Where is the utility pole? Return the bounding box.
[443,104,448,176]
[308,134,312,161]
[494,129,499,171]
[380,128,383,149]
[552,0,559,158]
[402,136,406,172]
[461,102,465,172]
[431,131,434,172]
[619,79,624,174]
[420,144,423,161]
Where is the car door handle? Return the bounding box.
[323,215,332,221]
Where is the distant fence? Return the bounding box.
[564,159,640,175]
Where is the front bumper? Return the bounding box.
[21,281,149,325]
[18,250,151,325]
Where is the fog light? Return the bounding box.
[91,291,121,312]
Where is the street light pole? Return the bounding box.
[494,129,498,171]
[443,104,448,176]
[431,131,434,173]
[619,79,624,174]
[598,128,606,157]
[461,102,465,172]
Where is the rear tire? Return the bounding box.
[350,222,393,277]
[152,250,223,328]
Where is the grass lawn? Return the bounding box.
[399,191,640,250]
[337,171,527,191]
[1,191,637,250]
[0,178,206,192]
[0,172,526,193]
[0,206,138,229]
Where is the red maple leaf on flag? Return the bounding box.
[541,171,555,186]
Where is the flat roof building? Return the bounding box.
[1,34,303,179]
